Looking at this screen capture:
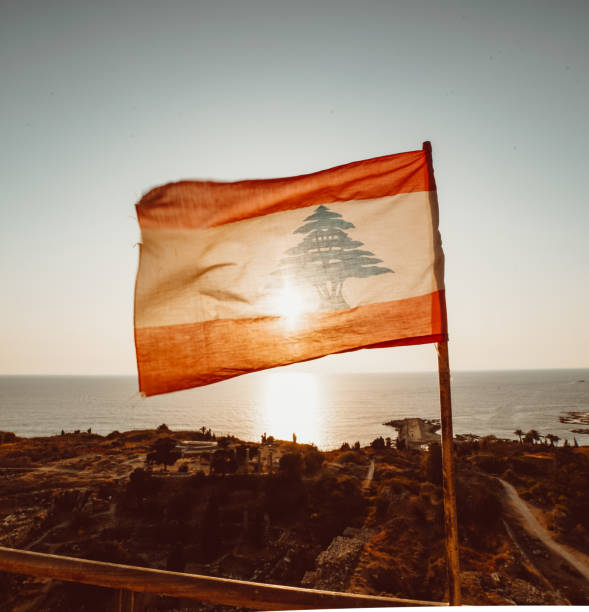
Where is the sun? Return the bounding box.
[277,282,304,327]
[274,281,309,329]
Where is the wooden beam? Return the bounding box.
[0,546,446,609]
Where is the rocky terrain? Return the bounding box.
[0,427,588,609]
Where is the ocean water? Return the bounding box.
[0,369,588,450]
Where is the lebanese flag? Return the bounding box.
[134,145,447,396]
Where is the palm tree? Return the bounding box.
[527,429,541,445]
[545,434,560,447]
[514,429,524,444]
[523,430,540,445]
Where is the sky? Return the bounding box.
[1,0,588,376]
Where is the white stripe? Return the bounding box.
[136,192,443,328]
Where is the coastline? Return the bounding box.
[1,369,589,448]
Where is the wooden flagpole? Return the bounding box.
[437,341,461,605]
[422,141,461,605]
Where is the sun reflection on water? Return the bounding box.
[260,371,324,445]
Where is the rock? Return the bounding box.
[509,578,552,605]
[303,528,374,591]
[301,570,318,586]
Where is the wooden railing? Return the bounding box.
[0,546,446,610]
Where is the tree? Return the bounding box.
[272,205,393,311]
[127,467,159,508]
[147,437,181,471]
[514,429,524,444]
[235,445,247,465]
[371,436,385,450]
[303,448,325,475]
[546,433,560,447]
[524,429,541,445]
[211,449,237,476]
[279,452,303,481]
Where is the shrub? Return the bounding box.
[529,482,551,504]
[375,492,390,518]
[426,443,442,485]
[308,474,366,544]
[147,437,181,471]
[337,451,365,465]
[457,480,503,549]
[126,467,161,509]
[303,448,325,475]
[279,452,303,480]
[473,454,508,475]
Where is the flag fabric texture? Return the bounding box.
[134,146,447,396]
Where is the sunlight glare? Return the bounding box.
[261,372,323,445]
[275,281,306,329]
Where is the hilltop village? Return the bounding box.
[1,422,589,609]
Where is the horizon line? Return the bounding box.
[1,366,588,378]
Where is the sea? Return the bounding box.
[1,369,588,450]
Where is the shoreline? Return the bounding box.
[2,369,589,449]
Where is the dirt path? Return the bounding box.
[498,478,589,583]
[0,455,143,478]
[362,460,375,490]
[0,466,86,475]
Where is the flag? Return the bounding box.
[134,145,446,396]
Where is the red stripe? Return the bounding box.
[137,149,433,230]
[135,291,447,396]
